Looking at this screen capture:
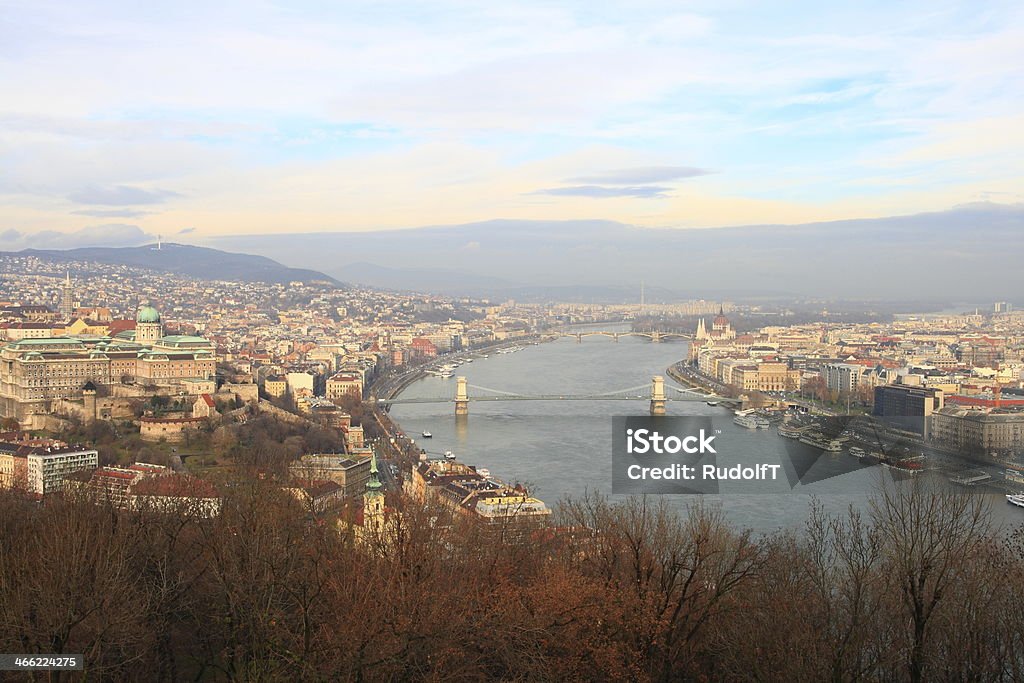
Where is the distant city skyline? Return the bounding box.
[1,1,1023,246]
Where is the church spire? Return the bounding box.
[363,452,385,530]
[366,453,383,493]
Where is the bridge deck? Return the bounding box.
[377,394,736,404]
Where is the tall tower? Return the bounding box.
[135,305,163,345]
[363,453,385,532]
[455,376,469,415]
[61,271,73,321]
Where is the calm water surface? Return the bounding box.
[390,333,1023,534]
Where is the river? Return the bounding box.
[389,333,1023,534]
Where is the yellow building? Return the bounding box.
[326,372,363,401]
[264,376,287,398]
[62,318,111,337]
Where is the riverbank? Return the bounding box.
[666,361,707,392]
[369,335,546,402]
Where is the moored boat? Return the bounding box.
[778,423,804,439]
[734,414,759,429]
[1005,467,1024,486]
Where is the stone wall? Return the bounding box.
[139,416,205,443]
[221,382,259,403]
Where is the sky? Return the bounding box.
[1,0,1023,248]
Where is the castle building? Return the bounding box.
[134,305,162,345]
[0,305,216,422]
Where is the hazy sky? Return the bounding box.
[1,0,1023,246]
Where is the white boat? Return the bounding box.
[444,450,456,460]
[849,446,866,458]
[1007,494,1024,508]
[734,414,759,429]
[755,416,771,429]
[477,468,491,478]
[706,400,720,406]
[421,431,432,438]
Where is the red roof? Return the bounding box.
[201,394,216,407]
[107,319,137,335]
[133,474,219,498]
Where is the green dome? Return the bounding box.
[136,305,161,323]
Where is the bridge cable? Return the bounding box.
[465,384,524,397]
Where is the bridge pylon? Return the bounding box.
[650,375,667,416]
[651,330,661,343]
[455,376,469,415]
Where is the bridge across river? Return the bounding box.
[375,375,738,415]
[554,330,693,342]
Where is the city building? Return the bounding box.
[285,479,345,514]
[61,272,73,321]
[408,457,551,529]
[264,376,287,398]
[326,372,363,401]
[289,453,371,498]
[2,442,101,495]
[823,363,867,394]
[873,384,944,435]
[928,405,1024,456]
[67,463,221,516]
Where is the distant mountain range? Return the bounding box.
[205,203,1024,301]
[3,244,340,286]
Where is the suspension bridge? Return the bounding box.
[374,375,736,415]
[553,330,693,343]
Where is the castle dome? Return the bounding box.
[137,305,161,323]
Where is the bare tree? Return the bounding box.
[870,480,991,683]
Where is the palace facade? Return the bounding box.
[0,305,216,421]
